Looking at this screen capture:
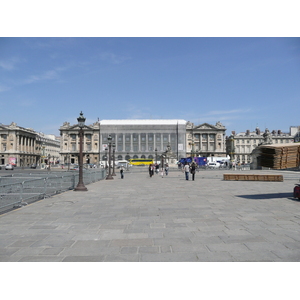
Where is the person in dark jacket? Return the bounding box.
[190,162,196,181]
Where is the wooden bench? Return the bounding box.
[223,174,283,182]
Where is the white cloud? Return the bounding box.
[23,66,68,84]
[206,108,252,116]
[99,52,131,64]
[0,84,10,92]
[0,57,21,71]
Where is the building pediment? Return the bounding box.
[193,122,225,131]
[194,123,217,130]
[67,124,95,131]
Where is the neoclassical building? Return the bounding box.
[186,121,227,158]
[59,118,228,166]
[226,127,295,164]
[0,122,61,167]
[98,119,187,162]
[59,121,100,165]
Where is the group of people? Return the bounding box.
[120,162,198,181]
[183,162,197,181]
[148,163,169,178]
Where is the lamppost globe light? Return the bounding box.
[106,134,114,180]
[77,111,86,128]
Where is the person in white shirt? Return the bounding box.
[184,163,190,180]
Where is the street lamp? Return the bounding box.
[112,143,116,176]
[48,154,51,171]
[106,134,114,180]
[74,111,88,191]
[105,148,108,169]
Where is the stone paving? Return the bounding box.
[0,167,300,262]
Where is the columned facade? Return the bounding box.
[59,121,100,166]
[0,122,61,167]
[98,120,187,163]
[186,121,227,158]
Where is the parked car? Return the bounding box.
[207,162,220,169]
[69,164,79,170]
[5,164,14,170]
[31,164,37,169]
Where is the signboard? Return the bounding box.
[9,157,17,166]
[178,144,183,151]
[102,144,108,151]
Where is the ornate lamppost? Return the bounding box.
[74,111,88,191]
[105,148,108,169]
[112,143,116,176]
[106,134,114,180]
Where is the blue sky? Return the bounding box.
[0,37,299,136]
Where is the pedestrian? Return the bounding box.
[184,163,190,180]
[190,162,196,181]
[155,164,159,174]
[149,164,153,177]
[120,166,124,179]
[165,163,169,176]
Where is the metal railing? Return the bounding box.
[0,169,106,214]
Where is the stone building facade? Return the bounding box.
[227,127,295,164]
[98,120,187,162]
[0,122,61,167]
[59,121,101,165]
[59,119,228,165]
[186,121,227,158]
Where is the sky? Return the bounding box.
[0,37,299,137]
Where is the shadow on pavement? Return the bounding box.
[237,192,295,200]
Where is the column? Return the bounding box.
[115,134,118,153]
[123,134,125,152]
[153,133,156,150]
[146,133,148,152]
[161,133,163,151]
[138,134,141,152]
[130,134,133,152]
[214,133,217,151]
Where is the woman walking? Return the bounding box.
[190,162,196,181]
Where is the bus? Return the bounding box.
[128,158,154,166]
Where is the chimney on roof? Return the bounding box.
[256,127,260,135]
[246,130,250,136]
[278,130,282,135]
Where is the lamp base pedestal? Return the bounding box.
[74,183,88,191]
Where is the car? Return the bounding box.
[5,164,14,170]
[69,164,79,170]
[31,164,37,169]
[207,162,220,169]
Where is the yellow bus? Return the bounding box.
[128,158,154,166]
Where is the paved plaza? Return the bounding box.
[0,167,300,262]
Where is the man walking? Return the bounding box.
[184,163,190,180]
[120,166,124,179]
